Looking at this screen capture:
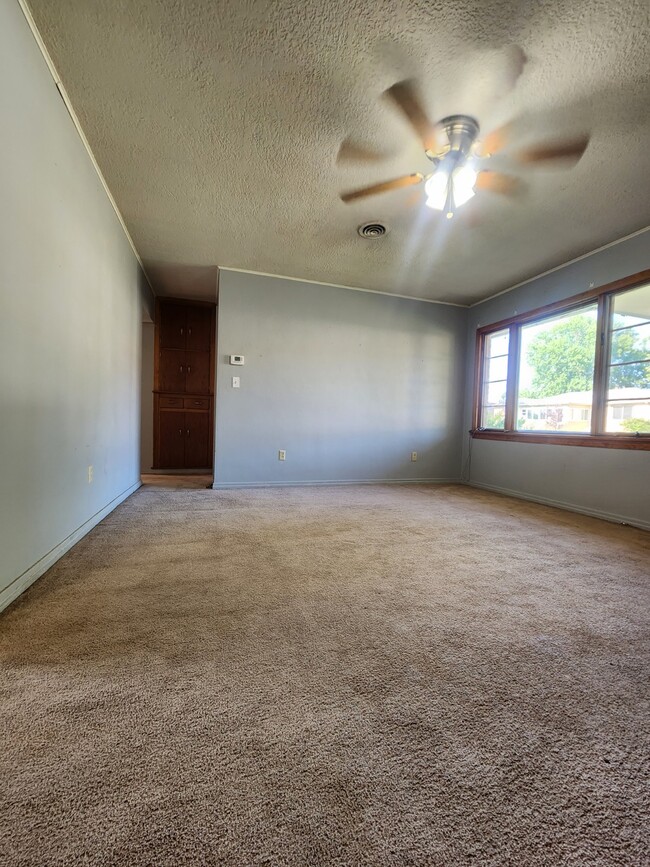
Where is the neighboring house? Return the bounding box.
[517,388,650,432]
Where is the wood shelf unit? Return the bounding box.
[153,298,216,469]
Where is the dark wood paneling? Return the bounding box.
[159,350,186,393]
[153,298,216,470]
[158,410,186,467]
[185,306,212,352]
[184,397,210,409]
[160,395,184,408]
[185,351,211,394]
[185,411,210,468]
[159,304,187,350]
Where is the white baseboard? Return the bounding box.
[464,480,649,532]
[213,477,460,489]
[0,480,142,614]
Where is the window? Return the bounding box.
[604,283,650,433]
[473,273,650,449]
[480,329,509,429]
[516,305,596,433]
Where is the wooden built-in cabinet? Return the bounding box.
[153,299,216,469]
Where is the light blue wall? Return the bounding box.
[0,0,152,610]
[214,271,466,486]
[463,230,650,529]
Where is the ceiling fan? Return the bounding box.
[339,74,590,219]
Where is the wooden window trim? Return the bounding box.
[472,269,650,451]
[471,430,650,450]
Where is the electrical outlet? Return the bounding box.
[411,451,418,462]
[88,465,94,483]
[278,450,286,461]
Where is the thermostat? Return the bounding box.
[229,355,244,365]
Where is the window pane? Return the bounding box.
[486,330,509,357]
[611,283,650,331]
[606,284,650,434]
[481,405,505,429]
[480,329,509,428]
[516,305,597,432]
[486,354,508,382]
[486,381,507,404]
[609,322,650,364]
[605,361,650,433]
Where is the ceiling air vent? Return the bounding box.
[358,222,387,239]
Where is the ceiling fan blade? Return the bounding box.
[383,80,437,151]
[499,44,527,95]
[479,122,514,157]
[337,138,387,164]
[340,172,424,203]
[475,171,521,196]
[515,135,590,165]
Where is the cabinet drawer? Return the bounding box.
[184,397,210,409]
[160,396,184,408]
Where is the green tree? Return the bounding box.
[524,313,650,398]
[620,417,650,433]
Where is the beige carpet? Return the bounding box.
[1,481,649,866]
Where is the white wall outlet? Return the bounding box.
[232,376,240,388]
[88,465,94,483]
[411,451,418,462]
[278,450,286,461]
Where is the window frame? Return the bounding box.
[471,269,650,451]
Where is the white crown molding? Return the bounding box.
[218,267,468,307]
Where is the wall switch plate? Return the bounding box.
[88,465,94,483]
[278,450,286,461]
[411,451,418,462]
[232,376,240,388]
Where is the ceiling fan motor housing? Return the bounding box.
[426,115,480,162]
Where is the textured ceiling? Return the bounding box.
[27,0,650,304]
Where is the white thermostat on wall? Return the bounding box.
[229,355,245,365]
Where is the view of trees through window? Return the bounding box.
[479,281,650,436]
[516,306,597,433]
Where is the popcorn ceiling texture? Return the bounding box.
[26,0,650,303]
[1,479,649,864]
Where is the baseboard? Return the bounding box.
[0,480,142,614]
[213,477,460,489]
[146,469,212,475]
[463,480,649,532]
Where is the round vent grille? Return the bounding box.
[358,222,387,238]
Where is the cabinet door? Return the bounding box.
[159,350,186,393]
[158,410,186,468]
[185,306,212,352]
[185,351,211,394]
[184,412,210,468]
[159,304,187,350]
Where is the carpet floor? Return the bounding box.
[1,481,649,866]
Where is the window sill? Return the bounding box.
[470,430,650,450]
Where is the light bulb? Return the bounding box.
[452,164,478,207]
[425,163,478,212]
[424,172,448,211]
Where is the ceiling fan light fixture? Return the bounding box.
[425,163,478,214]
[452,164,478,207]
[424,171,449,210]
